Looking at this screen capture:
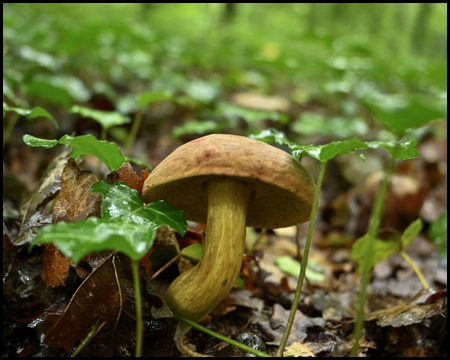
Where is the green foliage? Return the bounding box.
[70,105,131,131]
[3,102,58,128]
[366,96,446,136]
[366,140,420,160]
[181,243,204,263]
[292,112,368,138]
[275,255,326,282]
[251,128,420,161]
[32,181,187,263]
[23,134,125,172]
[428,211,447,256]
[350,219,423,269]
[26,81,72,108]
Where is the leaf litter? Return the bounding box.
[3,139,447,356]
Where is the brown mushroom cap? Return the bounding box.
[142,134,316,229]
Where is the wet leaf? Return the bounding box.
[366,140,420,160]
[41,252,146,354]
[91,181,187,236]
[289,138,368,162]
[32,181,187,263]
[32,215,156,264]
[250,129,368,161]
[23,134,125,172]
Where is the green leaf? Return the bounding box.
[350,234,399,269]
[275,255,326,282]
[366,140,420,160]
[368,96,446,136]
[249,128,293,146]
[218,103,288,124]
[181,243,204,263]
[61,134,125,172]
[124,156,153,171]
[401,218,423,247]
[23,134,125,172]
[26,81,72,108]
[33,217,156,263]
[70,105,131,130]
[23,134,59,149]
[4,103,58,128]
[32,181,188,264]
[428,212,447,256]
[138,91,174,107]
[90,181,187,236]
[289,138,368,162]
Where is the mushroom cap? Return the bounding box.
[142,134,316,229]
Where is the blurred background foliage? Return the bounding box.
[3,3,447,146]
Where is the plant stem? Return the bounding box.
[71,318,103,357]
[173,313,272,357]
[126,108,143,156]
[276,161,326,357]
[3,112,19,148]
[131,260,143,357]
[350,154,396,356]
[400,250,429,289]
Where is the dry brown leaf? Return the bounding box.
[107,162,146,192]
[19,147,71,225]
[42,251,178,356]
[41,158,102,288]
[42,243,71,289]
[52,158,102,223]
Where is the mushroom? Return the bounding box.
[141,134,316,324]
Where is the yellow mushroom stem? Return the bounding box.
[164,176,252,323]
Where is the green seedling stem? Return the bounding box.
[276,161,326,357]
[350,152,396,356]
[400,250,429,289]
[132,260,144,357]
[71,318,104,357]
[126,108,143,156]
[3,112,19,148]
[173,313,272,357]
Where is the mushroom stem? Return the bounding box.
[164,177,252,323]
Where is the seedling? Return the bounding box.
[70,105,131,141]
[31,180,188,357]
[3,102,57,148]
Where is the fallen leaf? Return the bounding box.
[52,158,102,223]
[19,147,71,224]
[41,243,71,289]
[106,162,145,192]
[284,341,315,357]
[41,252,142,354]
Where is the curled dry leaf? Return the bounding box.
[52,158,102,223]
[106,162,150,193]
[19,147,72,225]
